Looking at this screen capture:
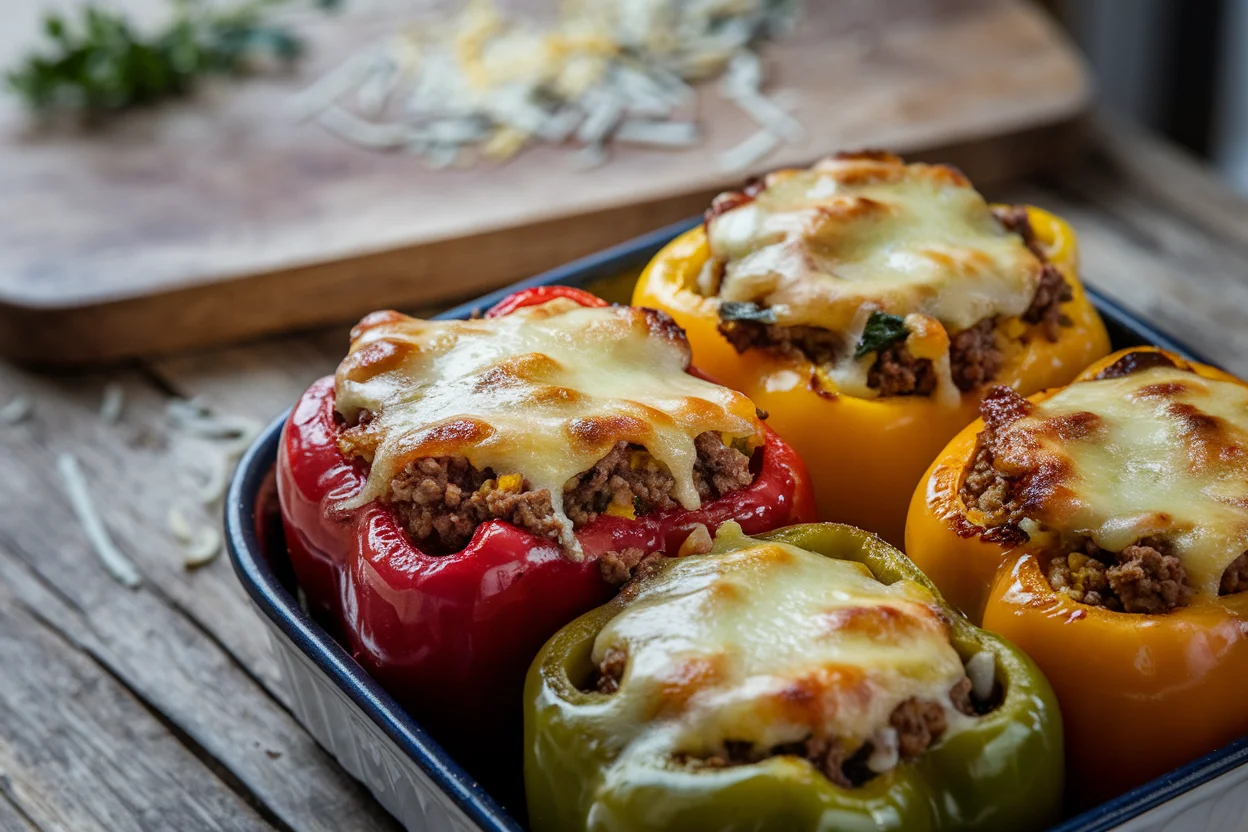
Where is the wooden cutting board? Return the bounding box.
[0,0,1090,365]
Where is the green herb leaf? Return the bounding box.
[854,311,908,359]
[6,0,338,117]
[718,301,777,325]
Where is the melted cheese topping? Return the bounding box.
[991,366,1248,595]
[332,300,762,553]
[706,154,1043,399]
[591,524,968,756]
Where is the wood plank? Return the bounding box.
[991,159,1248,377]
[0,559,270,832]
[1076,119,1248,255]
[0,796,39,832]
[0,364,397,832]
[148,325,354,422]
[0,367,284,694]
[5,122,1246,832]
[0,0,1090,364]
[153,126,1248,428]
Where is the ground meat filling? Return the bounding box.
[960,392,1197,613]
[959,386,1245,613]
[1047,540,1192,614]
[1221,553,1248,595]
[384,431,753,554]
[599,548,647,587]
[564,433,753,526]
[949,318,1007,391]
[991,205,1073,340]
[713,204,1069,397]
[1023,264,1074,340]
[595,628,993,786]
[693,432,756,498]
[595,647,629,694]
[867,341,938,396]
[661,685,981,788]
[717,321,843,367]
[389,457,561,554]
[864,318,1006,397]
[959,426,1026,532]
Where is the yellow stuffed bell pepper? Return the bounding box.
[633,152,1109,546]
[906,346,1248,807]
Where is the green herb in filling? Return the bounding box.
[718,301,777,324]
[854,312,909,359]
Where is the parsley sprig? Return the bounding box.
[854,311,909,359]
[6,0,339,118]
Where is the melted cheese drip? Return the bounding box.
[994,367,1248,595]
[707,155,1042,401]
[592,524,967,756]
[332,300,762,554]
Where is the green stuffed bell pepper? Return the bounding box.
[523,522,1063,832]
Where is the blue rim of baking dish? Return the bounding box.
[226,216,1236,832]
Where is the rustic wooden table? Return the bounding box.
[3,121,1248,831]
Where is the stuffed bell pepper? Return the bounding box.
[632,150,1110,545]
[907,347,1248,806]
[525,521,1063,832]
[277,287,815,774]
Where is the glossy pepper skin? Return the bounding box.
[276,287,816,772]
[524,523,1063,832]
[632,206,1110,546]
[905,347,1248,807]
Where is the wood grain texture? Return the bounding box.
[3,123,1248,832]
[993,121,1248,378]
[0,363,397,832]
[0,0,1089,363]
[0,558,269,832]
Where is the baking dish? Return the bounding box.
[226,217,1248,832]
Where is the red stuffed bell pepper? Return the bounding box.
[278,287,814,778]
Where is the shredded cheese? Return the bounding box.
[990,366,1248,595]
[592,523,970,760]
[168,505,195,545]
[707,152,1044,401]
[99,383,125,425]
[183,526,222,570]
[58,452,142,589]
[333,299,762,557]
[0,395,33,426]
[296,0,801,169]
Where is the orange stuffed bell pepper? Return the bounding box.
[906,346,1248,807]
[633,151,1109,546]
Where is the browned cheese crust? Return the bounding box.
[960,353,1248,612]
[385,432,752,554]
[595,642,981,788]
[705,151,1073,397]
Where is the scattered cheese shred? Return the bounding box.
[58,452,142,589]
[99,382,125,425]
[167,398,259,440]
[966,650,996,702]
[168,505,196,545]
[169,504,222,569]
[183,526,223,570]
[718,126,780,171]
[866,727,901,773]
[196,455,231,506]
[297,0,801,170]
[165,397,261,572]
[0,395,33,425]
